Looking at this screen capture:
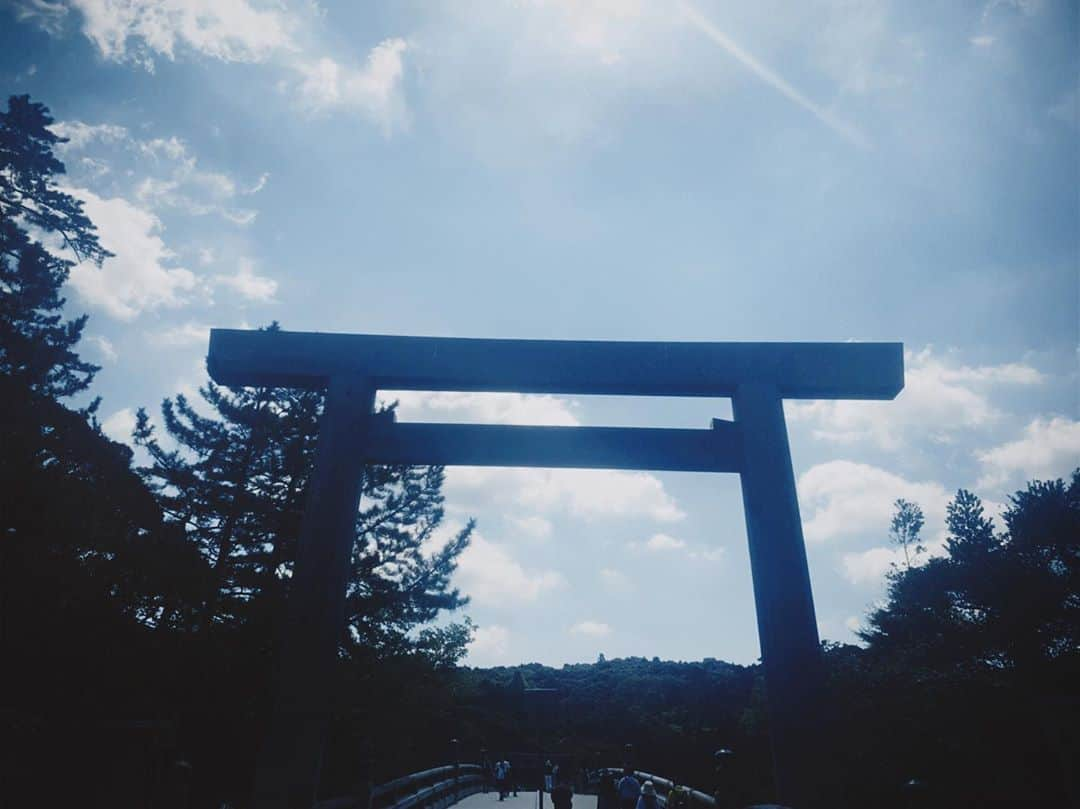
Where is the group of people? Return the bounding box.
[492,758,518,801]
[487,758,665,809]
[545,760,574,809]
[598,768,660,809]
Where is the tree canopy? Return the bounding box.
[132,345,474,662]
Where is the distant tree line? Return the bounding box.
[1,93,1076,808]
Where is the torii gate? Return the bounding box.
[207,329,904,809]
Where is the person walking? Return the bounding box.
[495,759,508,801]
[506,758,517,797]
[551,777,574,809]
[598,770,617,809]
[616,768,641,809]
[544,760,555,793]
[635,782,660,809]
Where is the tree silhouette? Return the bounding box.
[0,92,186,632]
[0,94,107,399]
[0,96,208,806]
[888,498,925,569]
[864,473,1079,673]
[133,334,475,662]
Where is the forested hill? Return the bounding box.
[453,656,763,779]
[446,633,1077,807]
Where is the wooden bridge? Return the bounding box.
[313,764,786,809]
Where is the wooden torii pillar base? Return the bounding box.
[734,385,825,807]
[252,377,375,808]
[207,330,904,809]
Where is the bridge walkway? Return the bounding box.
[451,791,598,809]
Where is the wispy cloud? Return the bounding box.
[976,417,1080,490]
[570,620,612,638]
[66,187,199,320]
[678,2,871,149]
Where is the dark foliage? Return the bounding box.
[0,94,106,399]
[0,95,474,807]
[131,354,473,659]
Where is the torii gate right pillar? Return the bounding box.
[734,384,825,808]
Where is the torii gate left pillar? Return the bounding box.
[208,329,904,809]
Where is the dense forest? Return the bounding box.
[2,94,1078,808]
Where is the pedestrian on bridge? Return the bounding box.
[598,769,617,809]
[551,777,574,809]
[617,768,641,809]
[635,782,659,809]
[506,758,518,797]
[495,758,509,801]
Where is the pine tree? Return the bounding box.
[888,498,925,569]
[945,489,995,563]
[1,94,107,398]
[134,339,474,661]
[1,98,204,797]
[1,94,188,628]
[862,472,1080,672]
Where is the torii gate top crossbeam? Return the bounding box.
[207,329,903,400]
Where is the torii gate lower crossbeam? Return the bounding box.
[206,329,904,809]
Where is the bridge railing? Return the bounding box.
[601,768,716,809]
[600,768,790,809]
[317,763,484,809]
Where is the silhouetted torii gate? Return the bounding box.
[207,329,904,809]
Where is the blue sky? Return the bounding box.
[4,0,1077,667]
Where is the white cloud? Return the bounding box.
[71,0,293,70]
[644,532,686,552]
[133,137,259,224]
[150,321,212,347]
[213,259,277,302]
[599,567,634,594]
[50,120,129,151]
[53,3,410,136]
[976,417,1080,490]
[523,469,685,521]
[67,187,198,320]
[392,389,682,526]
[788,348,1044,450]
[411,1,692,153]
[138,135,189,162]
[85,334,118,362]
[632,532,724,561]
[446,466,684,523]
[55,122,264,225]
[391,391,580,426]
[467,624,510,664]
[244,172,270,194]
[455,533,565,607]
[296,38,410,135]
[841,545,906,585]
[507,515,553,540]
[696,547,726,563]
[101,407,136,444]
[12,0,70,35]
[408,0,914,159]
[569,620,611,637]
[798,460,950,546]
